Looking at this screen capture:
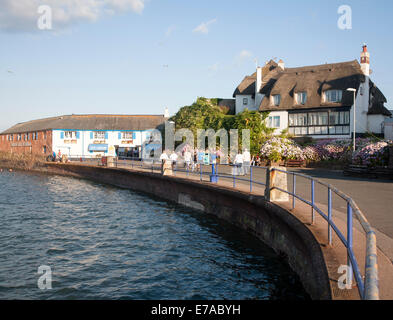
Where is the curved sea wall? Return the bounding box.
[43,163,331,300]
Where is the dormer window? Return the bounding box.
[273,94,281,106]
[296,92,307,105]
[324,90,343,103]
[243,98,248,105]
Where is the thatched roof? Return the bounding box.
[1,114,165,134]
[368,80,390,115]
[233,60,279,97]
[234,59,389,115]
[218,99,236,115]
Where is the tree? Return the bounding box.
[232,109,274,155]
[171,98,273,155]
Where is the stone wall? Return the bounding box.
[43,163,332,300]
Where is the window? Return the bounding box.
[17,134,22,141]
[122,132,134,139]
[289,109,350,136]
[273,95,281,106]
[243,98,248,105]
[324,90,343,103]
[94,131,106,140]
[31,132,38,140]
[43,146,47,154]
[64,131,76,139]
[296,92,307,105]
[8,134,13,141]
[268,116,281,128]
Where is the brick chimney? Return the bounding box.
[278,59,285,70]
[360,44,370,76]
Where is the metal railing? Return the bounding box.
[66,155,379,300]
[269,168,379,300]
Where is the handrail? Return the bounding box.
[67,156,379,300]
[270,168,379,300]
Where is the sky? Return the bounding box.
[0,0,393,131]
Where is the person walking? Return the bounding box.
[170,151,178,170]
[234,152,244,176]
[184,149,193,171]
[160,150,169,174]
[243,148,251,175]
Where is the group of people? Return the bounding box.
[158,147,252,176]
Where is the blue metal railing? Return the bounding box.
[66,155,379,300]
[269,168,379,300]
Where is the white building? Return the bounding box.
[233,45,391,139]
[1,114,166,158]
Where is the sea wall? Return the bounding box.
[43,162,331,300]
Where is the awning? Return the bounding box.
[88,144,108,152]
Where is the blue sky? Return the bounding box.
[0,0,392,131]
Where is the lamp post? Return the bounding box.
[347,88,357,151]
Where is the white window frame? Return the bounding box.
[273,95,281,106]
[94,131,106,140]
[324,90,343,103]
[296,92,307,105]
[64,131,76,139]
[122,132,133,139]
[268,116,281,128]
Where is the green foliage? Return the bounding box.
[171,98,274,155]
[268,150,282,162]
[231,109,274,155]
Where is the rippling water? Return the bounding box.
[0,171,309,300]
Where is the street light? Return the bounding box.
[347,88,357,151]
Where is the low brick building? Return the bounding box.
[0,114,165,158]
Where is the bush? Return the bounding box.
[353,141,391,166]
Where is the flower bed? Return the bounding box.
[259,137,392,167]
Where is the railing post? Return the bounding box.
[347,203,354,287]
[311,180,315,225]
[364,231,379,300]
[328,187,332,246]
[250,166,253,193]
[264,167,272,202]
[292,174,296,210]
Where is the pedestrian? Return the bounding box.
[243,148,251,175]
[170,151,178,170]
[184,149,193,171]
[234,152,244,176]
[160,150,169,174]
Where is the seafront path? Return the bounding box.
[65,159,393,299]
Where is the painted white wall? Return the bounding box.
[235,95,256,114]
[52,129,151,157]
[367,115,385,134]
[350,79,370,134]
[384,122,393,140]
[265,111,288,135]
